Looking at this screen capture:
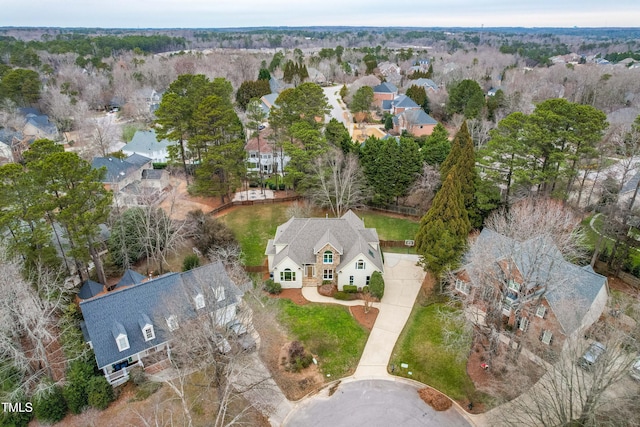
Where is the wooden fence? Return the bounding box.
[208,195,302,217]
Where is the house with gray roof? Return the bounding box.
[80,262,244,385]
[122,130,175,163]
[266,210,384,290]
[373,82,399,107]
[392,109,438,137]
[19,108,59,141]
[453,228,608,356]
[408,78,438,92]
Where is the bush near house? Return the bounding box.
[87,376,115,410]
[264,279,282,294]
[182,254,200,271]
[34,385,67,424]
[369,271,385,299]
[63,360,95,414]
[343,285,358,293]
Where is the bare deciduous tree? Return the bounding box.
[307,147,370,217]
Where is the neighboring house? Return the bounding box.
[92,153,167,206]
[382,94,420,115]
[453,228,608,356]
[0,128,24,164]
[266,210,384,290]
[259,93,280,117]
[80,262,244,386]
[409,78,439,92]
[19,108,59,141]
[392,109,438,137]
[122,129,176,163]
[245,128,289,175]
[373,82,398,106]
[487,87,502,97]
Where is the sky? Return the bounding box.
[2,0,640,28]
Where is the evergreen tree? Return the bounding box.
[422,123,450,165]
[258,68,271,80]
[406,85,427,111]
[325,118,354,154]
[415,167,471,278]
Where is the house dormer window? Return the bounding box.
[455,279,471,294]
[194,293,205,309]
[541,330,553,345]
[507,280,521,292]
[143,325,155,341]
[213,286,225,302]
[536,306,546,318]
[116,334,130,352]
[356,260,365,270]
[166,315,179,331]
[518,317,529,332]
[323,251,333,264]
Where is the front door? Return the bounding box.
[305,265,314,278]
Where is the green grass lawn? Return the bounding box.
[390,302,479,402]
[218,204,290,266]
[219,203,421,266]
[276,300,369,378]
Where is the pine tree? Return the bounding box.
[415,167,471,278]
[440,121,477,212]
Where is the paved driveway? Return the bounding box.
[284,379,471,427]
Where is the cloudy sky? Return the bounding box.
[2,0,640,28]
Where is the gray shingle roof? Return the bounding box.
[395,109,438,126]
[78,280,104,300]
[392,95,419,109]
[467,228,607,335]
[116,269,147,289]
[80,262,242,369]
[267,210,384,272]
[123,130,175,155]
[373,82,398,94]
[411,78,438,91]
[92,154,151,184]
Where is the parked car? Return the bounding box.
[578,341,606,370]
[630,356,640,381]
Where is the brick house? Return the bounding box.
[372,82,398,107]
[392,109,438,137]
[453,228,608,356]
[266,210,384,289]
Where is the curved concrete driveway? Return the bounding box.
[284,378,471,427]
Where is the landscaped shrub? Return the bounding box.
[129,366,146,386]
[343,285,358,293]
[362,285,370,294]
[264,279,282,295]
[278,184,285,190]
[285,341,313,372]
[63,360,95,414]
[87,376,114,410]
[369,271,385,299]
[334,291,356,301]
[1,391,33,427]
[182,254,200,271]
[34,385,67,424]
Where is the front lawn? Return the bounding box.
[276,300,369,378]
[390,302,479,402]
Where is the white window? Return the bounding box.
[116,334,130,352]
[349,275,354,285]
[323,269,333,280]
[213,286,225,302]
[536,306,546,318]
[356,259,365,270]
[143,326,155,341]
[519,317,529,332]
[280,268,296,281]
[194,293,205,309]
[508,280,521,292]
[455,279,471,294]
[166,315,179,331]
[541,330,553,345]
[323,251,333,264]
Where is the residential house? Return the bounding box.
[377,62,402,85]
[80,262,244,386]
[259,93,280,117]
[266,210,384,290]
[382,94,420,115]
[373,82,398,107]
[122,130,175,163]
[392,109,438,137]
[0,128,24,164]
[19,108,59,141]
[245,128,289,175]
[408,78,439,93]
[452,228,608,356]
[92,153,167,206]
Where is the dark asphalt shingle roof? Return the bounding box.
[373,82,398,94]
[80,262,243,369]
[78,280,104,300]
[92,154,151,184]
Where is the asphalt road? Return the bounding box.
[284,379,472,427]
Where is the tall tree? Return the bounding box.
[440,122,478,221]
[155,74,215,183]
[324,118,354,154]
[246,99,268,192]
[235,79,270,111]
[446,79,485,119]
[349,86,374,121]
[422,123,450,165]
[406,85,429,113]
[415,167,471,279]
[0,68,41,106]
